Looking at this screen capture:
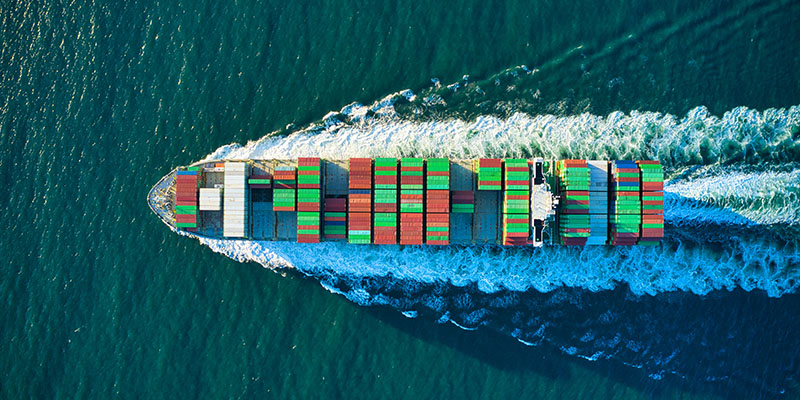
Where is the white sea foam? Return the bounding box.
[202,101,799,169]
[197,229,799,298]
[665,169,800,226]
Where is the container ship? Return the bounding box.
[147,158,665,246]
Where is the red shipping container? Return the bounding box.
[641,228,664,237]
[616,177,640,182]
[566,200,589,205]
[375,204,397,212]
[426,170,449,176]
[426,214,450,222]
[297,235,320,243]
[563,191,590,196]
[175,214,197,223]
[642,183,664,191]
[298,203,320,212]
[504,166,528,172]
[612,232,638,238]
[642,209,664,215]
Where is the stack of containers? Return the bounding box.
[175,170,199,230]
[348,213,371,244]
[272,166,296,211]
[586,161,609,245]
[476,159,502,190]
[451,191,475,213]
[198,188,221,211]
[348,158,372,244]
[297,158,321,212]
[637,161,665,245]
[323,198,347,239]
[373,158,398,213]
[425,158,450,245]
[373,213,397,244]
[502,159,530,246]
[373,158,398,244]
[296,212,320,243]
[426,158,450,213]
[400,158,424,244]
[223,162,248,237]
[502,214,528,245]
[247,173,272,189]
[610,160,641,245]
[557,160,591,245]
[425,213,450,245]
[503,159,529,190]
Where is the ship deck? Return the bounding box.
[187,159,519,244]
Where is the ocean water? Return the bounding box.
[2,0,800,399]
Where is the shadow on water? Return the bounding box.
[360,285,800,399]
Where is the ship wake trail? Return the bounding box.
[196,99,800,391]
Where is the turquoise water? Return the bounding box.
[3,0,800,398]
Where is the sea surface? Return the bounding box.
[2,0,800,398]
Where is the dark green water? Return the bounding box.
[2,0,799,398]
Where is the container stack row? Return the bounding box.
[348,158,372,244]
[373,213,397,244]
[297,212,320,243]
[175,170,199,231]
[610,160,641,245]
[297,158,321,212]
[296,158,321,243]
[637,161,665,245]
[476,159,502,190]
[556,160,591,245]
[223,162,248,237]
[451,191,474,213]
[273,166,296,211]
[426,158,450,245]
[586,161,609,245]
[373,158,398,244]
[502,159,530,245]
[323,198,347,239]
[426,213,450,245]
[374,158,398,213]
[400,158,424,244]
